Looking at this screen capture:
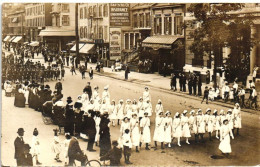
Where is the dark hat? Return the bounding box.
[223,119,228,124]
[17,128,25,133]
[24,144,31,150]
[112,140,118,146]
[67,96,73,103]
[33,128,39,136]
[45,85,50,89]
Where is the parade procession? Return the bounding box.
[1,2,260,167]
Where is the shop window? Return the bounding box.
[103,4,108,17]
[164,16,172,35]
[80,8,83,19]
[62,4,70,13]
[80,27,84,38]
[99,5,102,17]
[62,15,70,26]
[174,15,183,35]
[146,13,150,27]
[125,33,129,49]
[133,14,137,27]
[130,33,134,49]
[89,6,93,16]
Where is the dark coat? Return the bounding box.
[99,117,111,157]
[55,82,63,91]
[83,85,92,99]
[14,93,26,108]
[100,146,122,166]
[68,137,83,158]
[14,136,24,159]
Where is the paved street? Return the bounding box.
[1,58,260,166]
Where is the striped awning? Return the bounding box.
[12,36,23,43]
[79,44,95,54]
[142,36,179,44]
[3,36,11,42]
[70,43,85,51]
[9,36,17,42]
[39,27,75,37]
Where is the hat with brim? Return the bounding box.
[190,110,195,114]
[175,112,180,117]
[183,110,188,115]
[213,109,217,114]
[17,128,25,133]
[139,97,143,100]
[223,119,228,124]
[165,111,171,116]
[206,108,211,112]
[227,109,232,113]
[158,99,162,103]
[132,113,137,117]
[145,86,149,90]
[144,112,148,115]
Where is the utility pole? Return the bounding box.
[75,3,79,59]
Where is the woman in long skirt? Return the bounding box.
[219,109,226,128]
[94,112,101,146]
[204,108,214,141]
[172,112,182,146]
[124,99,132,119]
[188,110,198,142]
[143,100,152,117]
[154,99,164,117]
[181,110,191,144]
[31,128,41,165]
[131,100,138,117]
[99,113,111,157]
[213,109,221,139]
[233,103,242,135]
[120,117,130,137]
[226,109,234,139]
[143,86,151,102]
[102,86,110,105]
[219,119,233,157]
[130,113,140,152]
[153,111,165,149]
[117,100,124,125]
[164,111,173,147]
[196,109,205,142]
[109,100,117,126]
[138,97,144,121]
[140,112,151,150]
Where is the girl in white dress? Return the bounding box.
[138,97,144,121]
[117,100,124,125]
[64,133,71,165]
[143,86,151,102]
[109,100,117,126]
[51,129,62,162]
[154,99,164,117]
[102,86,110,105]
[172,112,182,146]
[130,113,141,152]
[233,103,242,136]
[181,110,191,144]
[213,109,221,139]
[189,110,198,142]
[124,99,132,119]
[100,99,109,115]
[196,109,205,142]
[31,128,41,165]
[153,111,165,149]
[219,119,233,156]
[94,98,102,114]
[81,92,89,110]
[226,109,234,139]
[94,112,101,146]
[143,100,152,117]
[140,112,151,150]
[204,108,214,141]
[23,86,30,105]
[120,117,131,137]
[93,86,100,105]
[164,111,173,147]
[131,100,138,117]
[219,109,226,128]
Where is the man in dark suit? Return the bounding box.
[125,65,130,80]
[86,111,97,152]
[67,134,86,166]
[55,79,63,95]
[83,82,92,99]
[14,128,25,166]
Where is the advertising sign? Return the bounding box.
[109,3,130,26]
[109,27,122,60]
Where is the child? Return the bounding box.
[70,65,77,75]
[201,86,209,104]
[51,129,62,162]
[64,133,71,165]
[94,111,101,146]
[122,129,133,164]
[31,128,41,165]
[61,67,65,81]
[22,144,33,166]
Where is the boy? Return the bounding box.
[201,86,209,104]
[122,129,132,164]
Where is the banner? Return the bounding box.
[109,3,130,26]
[109,27,122,60]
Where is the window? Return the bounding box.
[62,15,70,26]
[99,5,102,17]
[42,5,45,14]
[84,27,87,38]
[154,17,162,35]
[140,14,144,27]
[93,5,97,17]
[174,15,183,35]
[133,14,137,27]
[84,7,88,18]
[94,25,97,38]
[80,8,83,19]
[80,27,84,38]
[103,4,108,17]
[89,6,93,16]
[164,16,172,35]
[99,26,103,39]
[62,4,70,13]
[104,26,108,40]
[146,13,150,27]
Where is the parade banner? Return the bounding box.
[109,27,122,60]
[109,3,130,26]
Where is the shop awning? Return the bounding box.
[142,36,181,49]
[29,41,39,46]
[39,27,75,37]
[9,36,17,42]
[79,44,95,54]
[3,36,11,42]
[70,43,85,51]
[12,36,23,43]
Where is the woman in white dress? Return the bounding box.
[189,110,198,142]
[164,111,173,147]
[23,86,30,105]
[51,129,62,162]
[153,111,165,149]
[138,97,144,121]
[130,113,141,152]
[64,133,71,165]
[154,99,164,117]
[102,86,110,105]
[81,91,89,110]
[213,109,221,139]
[31,128,41,165]
[124,99,132,119]
[94,112,101,146]
[100,99,109,115]
[219,119,233,157]
[86,99,95,116]
[117,100,124,125]
[204,108,214,141]
[219,109,226,128]
[131,99,138,117]
[172,112,182,146]
[233,103,242,136]
[94,98,102,114]
[92,86,100,105]
[143,86,151,102]
[143,100,152,117]
[140,112,151,150]
[120,117,130,136]
[226,109,235,139]
[109,100,117,126]
[181,110,191,144]
[196,109,205,142]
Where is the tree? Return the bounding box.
[188,3,255,86]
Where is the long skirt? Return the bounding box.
[190,124,198,134]
[173,126,182,138]
[99,132,111,157]
[131,127,140,146]
[234,117,242,129]
[141,126,151,143]
[207,121,214,133]
[182,124,191,137]
[219,135,231,153]
[153,126,164,142]
[198,122,206,133]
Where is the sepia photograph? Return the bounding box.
[1,2,260,166]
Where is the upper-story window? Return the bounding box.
[146,13,150,27]
[103,4,108,17]
[139,13,144,27]
[154,16,162,35]
[84,7,88,18]
[80,8,83,19]
[93,5,97,17]
[62,15,70,26]
[99,5,102,17]
[174,14,183,35]
[164,15,172,35]
[80,27,84,38]
[84,27,87,38]
[89,6,93,16]
[133,14,137,27]
[62,4,70,13]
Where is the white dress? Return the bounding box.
[188,115,197,134]
[124,104,132,118]
[213,115,221,131]
[92,90,100,104]
[153,117,165,142]
[100,103,109,115]
[64,139,70,163]
[102,91,110,105]
[117,104,124,120]
[143,91,151,102]
[172,118,182,138]
[233,108,242,129]
[154,104,164,117]
[94,116,101,142]
[131,104,138,117]
[219,125,232,153]
[164,117,173,142]
[138,102,144,118]
[143,102,152,117]
[205,114,214,133]
[23,88,29,105]
[226,114,234,130]
[140,117,151,143]
[31,136,40,155]
[130,118,140,146]
[109,104,117,120]
[181,116,191,137]
[197,115,206,133]
[51,136,61,154]
[120,121,130,136]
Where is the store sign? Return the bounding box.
[109,27,122,59]
[109,3,130,26]
[142,43,172,49]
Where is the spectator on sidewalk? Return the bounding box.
[198,74,202,96]
[162,63,167,77]
[238,86,245,108]
[193,74,197,96]
[188,73,193,95]
[253,66,259,82]
[100,140,122,166]
[201,86,209,104]
[251,86,258,109]
[182,74,187,92]
[89,67,94,80]
[70,65,77,75]
[55,79,63,95]
[14,128,26,166]
[170,73,177,91]
[223,82,230,103]
[233,81,239,104]
[125,65,130,80]
[179,73,183,91]
[206,70,210,84]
